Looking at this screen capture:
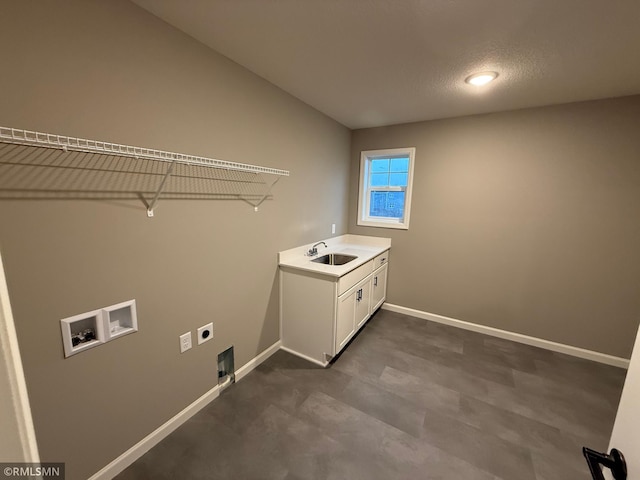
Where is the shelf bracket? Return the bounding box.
[246,175,281,212]
[146,160,176,217]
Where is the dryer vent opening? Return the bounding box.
[218,346,235,391]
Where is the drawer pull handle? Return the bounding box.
[374,276,378,287]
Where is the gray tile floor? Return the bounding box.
[117,309,626,479]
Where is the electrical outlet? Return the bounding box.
[179,332,192,353]
[331,223,336,234]
[197,323,213,345]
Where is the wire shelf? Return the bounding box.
[0,126,289,215]
[0,126,289,176]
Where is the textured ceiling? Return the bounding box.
[131,0,640,129]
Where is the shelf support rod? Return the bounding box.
[146,160,176,217]
[248,176,281,212]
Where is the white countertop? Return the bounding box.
[278,234,391,278]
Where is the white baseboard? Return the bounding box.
[382,303,630,369]
[88,340,282,480]
[235,340,282,381]
[280,345,329,368]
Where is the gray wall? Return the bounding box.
[0,1,350,479]
[350,96,640,359]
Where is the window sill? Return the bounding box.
[357,219,409,230]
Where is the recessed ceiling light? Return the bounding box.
[465,71,499,86]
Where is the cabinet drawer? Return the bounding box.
[338,260,373,296]
[373,250,389,270]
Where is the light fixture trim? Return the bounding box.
[465,71,499,86]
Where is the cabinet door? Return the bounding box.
[371,264,388,313]
[355,278,372,329]
[335,288,356,353]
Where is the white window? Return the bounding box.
[357,147,415,229]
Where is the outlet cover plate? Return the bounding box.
[197,323,213,345]
[180,332,192,353]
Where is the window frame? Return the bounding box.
[357,147,416,230]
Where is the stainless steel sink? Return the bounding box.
[311,253,358,266]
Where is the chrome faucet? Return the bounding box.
[308,241,327,256]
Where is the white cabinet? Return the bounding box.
[355,277,372,329]
[280,249,389,366]
[336,286,357,352]
[371,264,388,313]
[336,275,372,353]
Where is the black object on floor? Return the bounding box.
[583,447,627,480]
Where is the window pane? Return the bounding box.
[369,191,405,218]
[370,173,389,187]
[389,172,408,187]
[390,157,409,172]
[359,147,414,229]
[370,158,390,173]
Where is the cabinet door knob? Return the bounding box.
[374,276,378,287]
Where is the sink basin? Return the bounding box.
[311,253,358,266]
